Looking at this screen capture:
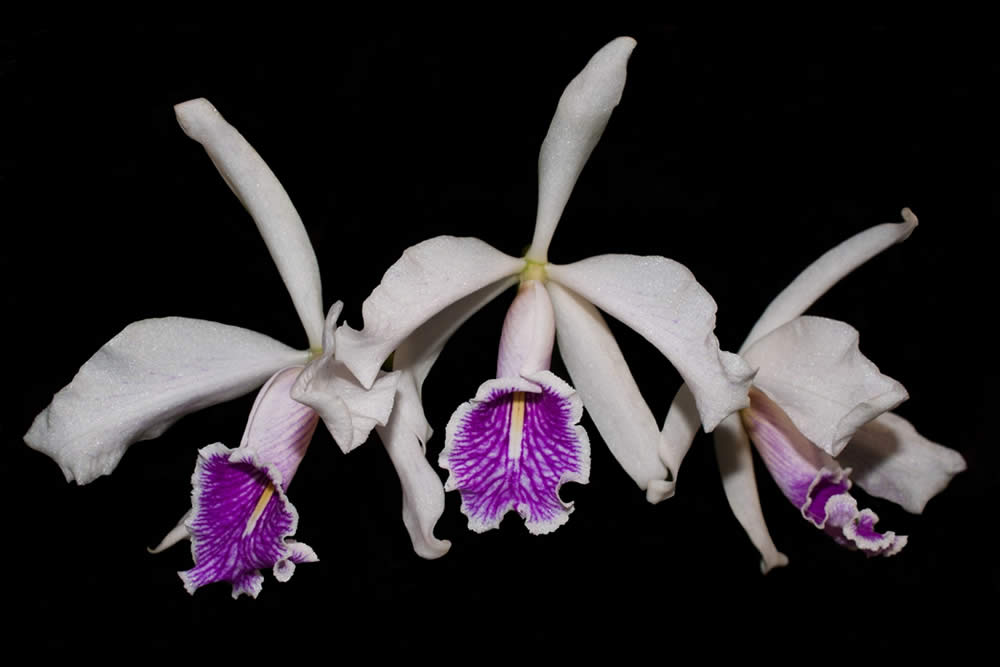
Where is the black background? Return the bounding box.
[4,23,995,655]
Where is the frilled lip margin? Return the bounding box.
[180,443,318,599]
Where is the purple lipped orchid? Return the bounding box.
[335,37,755,535]
[659,210,966,571]
[25,99,401,597]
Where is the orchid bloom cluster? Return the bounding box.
[24,37,964,597]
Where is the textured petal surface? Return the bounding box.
[840,412,967,514]
[25,317,308,484]
[655,384,700,500]
[527,37,635,262]
[743,316,908,457]
[496,280,555,378]
[180,443,317,599]
[548,255,754,431]
[336,236,524,388]
[376,371,451,559]
[713,413,789,573]
[175,98,324,349]
[440,371,590,534]
[743,209,918,349]
[741,388,905,557]
[291,299,399,453]
[546,281,668,495]
[239,367,319,488]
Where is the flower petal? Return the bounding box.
[440,371,590,534]
[838,412,966,514]
[713,413,789,573]
[239,366,319,488]
[291,303,400,453]
[24,318,309,484]
[655,384,700,500]
[497,280,555,378]
[376,370,451,559]
[336,236,524,388]
[743,209,918,350]
[741,387,906,557]
[526,37,635,262]
[175,98,325,350]
[547,255,754,431]
[179,443,317,598]
[743,316,908,457]
[546,281,668,496]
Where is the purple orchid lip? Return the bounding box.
[741,387,906,557]
[441,372,590,535]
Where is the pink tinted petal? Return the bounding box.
[440,372,590,535]
[742,388,905,557]
[496,280,555,378]
[241,367,319,489]
[179,444,316,599]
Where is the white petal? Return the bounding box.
[25,318,308,484]
[175,98,325,350]
[546,281,668,494]
[527,37,635,262]
[336,236,524,388]
[292,357,400,454]
[496,280,555,378]
[291,301,399,453]
[743,316,908,457]
[655,384,700,500]
[376,371,451,559]
[839,412,966,514]
[547,255,754,431]
[394,276,519,397]
[713,413,789,574]
[743,209,918,350]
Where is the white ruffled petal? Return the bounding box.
[336,236,524,388]
[290,301,399,453]
[527,37,635,262]
[743,209,918,350]
[743,316,909,457]
[713,413,789,574]
[838,412,966,514]
[175,98,325,350]
[546,281,668,494]
[376,371,451,559]
[547,254,754,431]
[25,318,309,484]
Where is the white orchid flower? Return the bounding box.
[25,98,399,597]
[336,37,755,536]
[659,209,966,572]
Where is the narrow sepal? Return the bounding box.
[546,281,668,492]
[527,37,635,262]
[175,98,325,349]
[548,255,754,431]
[743,209,918,349]
[376,371,451,559]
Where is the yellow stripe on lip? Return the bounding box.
[243,482,276,538]
[508,391,526,460]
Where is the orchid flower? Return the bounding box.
[659,209,966,571]
[336,37,755,535]
[25,98,399,597]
